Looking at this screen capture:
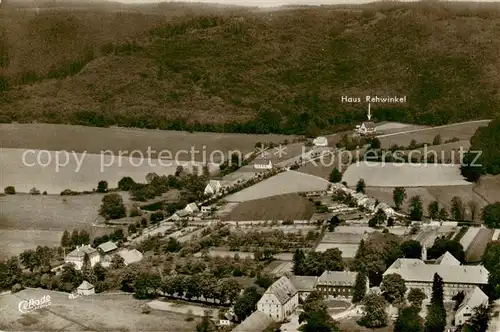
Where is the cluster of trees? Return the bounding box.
[351,232,403,286]
[299,291,340,332]
[461,118,500,182]
[293,248,344,276]
[427,236,465,262]
[233,286,264,321]
[392,187,483,222]
[99,193,127,220]
[369,209,388,228]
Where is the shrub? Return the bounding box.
[4,186,15,195]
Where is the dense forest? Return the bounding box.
[0,3,499,135]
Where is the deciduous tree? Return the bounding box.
[410,196,423,221]
[359,294,388,328]
[381,273,407,304]
[428,201,440,220]
[99,193,126,220]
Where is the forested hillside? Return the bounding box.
[0,2,500,135]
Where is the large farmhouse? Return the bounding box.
[257,276,298,322]
[64,245,100,270]
[383,257,489,299]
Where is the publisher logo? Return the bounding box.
[18,295,52,313]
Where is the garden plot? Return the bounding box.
[465,228,494,263]
[333,226,376,235]
[315,243,359,258]
[147,300,218,318]
[343,163,470,187]
[225,171,330,202]
[460,227,481,251]
[321,232,365,244]
[228,225,318,233]
[413,229,439,248]
[266,261,294,277]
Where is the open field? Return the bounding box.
[320,232,365,244]
[343,163,470,187]
[465,228,493,263]
[0,288,195,331]
[0,192,134,230]
[0,124,295,160]
[459,227,481,251]
[225,171,330,202]
[377,120,491,148]
[221,193,315,221]
[0,193,137,258]
[0,148,219,194]
[374,122,427,135]
[474,175,500,204]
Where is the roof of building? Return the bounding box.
[185,202,199,211]
[66,245,97,258]
[435,252,461,266]
[317,271,358,286]
[232,310,274,332]
[117,249,143,265]
[176,210,190,217]
[384,258,489,284]
[97,241,117,253]
[289,276,318,292]
[77,280,94,290]
[313,137,328,146]
[263,276,297,305]
[456,286,489,314]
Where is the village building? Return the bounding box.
[454,286,489,326]
[117,248,143,266]
[64,245,100,270]
[76,281,95,296]
[356,121,376,136]
[316,271,364,299]
[383,258,489,299]
[184,202,199,214]
[313,136,328,147]
[204,180,223,196]
[257,276,298,322]
[253,158,273,170]
[201,205,216,213]
[170,210,190,221]
[434,251,461,266]
[289,276,318,301]
[97,241,118,257]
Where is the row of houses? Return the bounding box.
[330,183,398,218]
[64,242,143,270]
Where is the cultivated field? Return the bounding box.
[474,175,500,204]
[343,163,471,187]
[225,171,330,202]
[377,120,491,148]
[465,228,494,263]
[0,123,295,161]
[459,227,481,251]
[0,148,218,194]
[0,289,195,331]
[221,193,315,221]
